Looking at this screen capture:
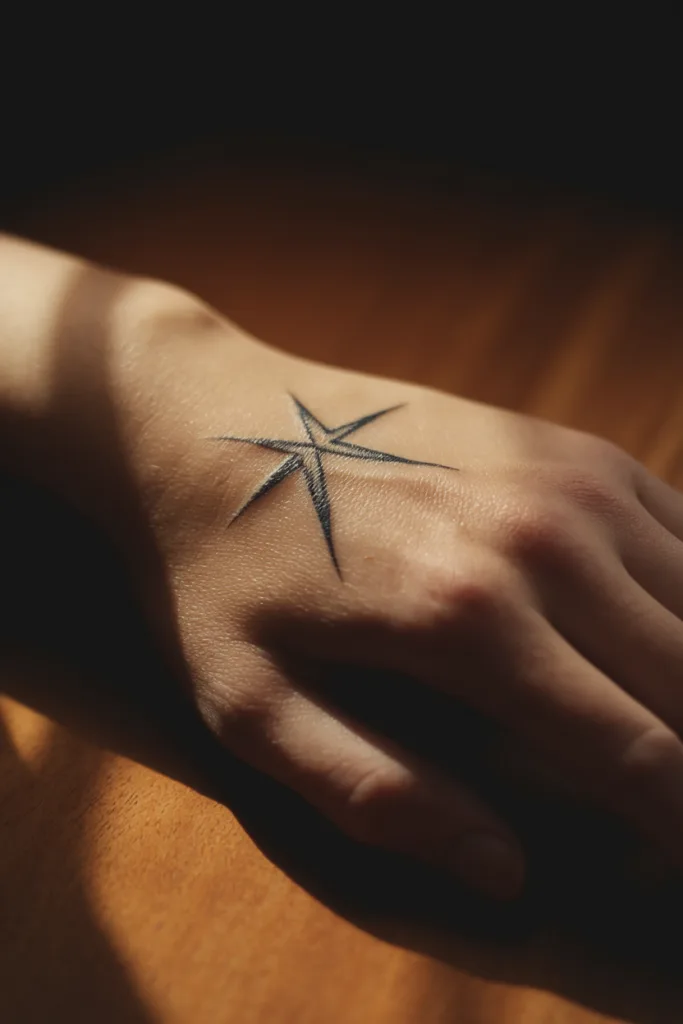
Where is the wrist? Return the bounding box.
[0,234,275,540]
[0,233,135,508]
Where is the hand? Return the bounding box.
[73,280,683,900]
[0,247,655,905]
[6,235,671,901]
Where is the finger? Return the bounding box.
[543,550,683,735]
[423,609,683,867]
[634,466,683,542]
[204,660,525,901]
[295,558,683,867]
[618,510,683,621]
[518,524,683,727]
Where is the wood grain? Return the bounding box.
[2,151,683,1023]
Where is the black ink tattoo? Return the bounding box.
[212,395,456,576]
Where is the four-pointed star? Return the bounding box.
[212,395,454,576]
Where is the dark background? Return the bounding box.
[1,15,681,218]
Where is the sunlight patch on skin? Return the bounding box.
[0,695,56,773]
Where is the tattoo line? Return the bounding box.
[211,395,457,577]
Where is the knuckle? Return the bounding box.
[340,763,416,846]
[503,499,577,565]
[210,676,281,748]
[400,557,508,639]
[224,693,273,735]
[448,577,500,627]
[217,698,274,752]
[606,725,683,807]
[434,560,510,627]
[555,467,622,513]
[526,432,634,521]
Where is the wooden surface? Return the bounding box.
[2,151,683,1023]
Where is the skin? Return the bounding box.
[3,234,683,901]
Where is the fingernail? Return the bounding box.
[450,833,524,901]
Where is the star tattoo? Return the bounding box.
[211,395,456,577]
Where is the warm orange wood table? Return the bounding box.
[2,153,683,1022]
